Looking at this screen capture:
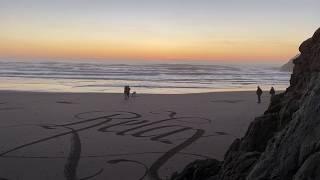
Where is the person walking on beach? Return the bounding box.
[256,86,263,104]
[124,85,131,100]
[124,86,127,99]
[126,86,131,99]
[124,86,130,100]
[269,87,275,97]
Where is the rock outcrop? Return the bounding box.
[171,27,320,180]
[280,55,297,72]
[280,59,293,72]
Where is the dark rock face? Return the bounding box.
[171,27,320,180]
[280,56,296,72]
[171,159,221,180]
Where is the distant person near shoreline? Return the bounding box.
[124,85,131,100]
[269,87,276,97]
[256,86,263,104]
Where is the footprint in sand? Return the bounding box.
[56,101,77,104]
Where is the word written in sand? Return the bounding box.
[0,111,229,180]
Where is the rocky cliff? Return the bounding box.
[171,27,320,180]
[280,54,298,72]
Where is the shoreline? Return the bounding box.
[0,89,285,95]
[0,61,291,95]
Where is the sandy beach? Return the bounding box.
[0,91,271,180]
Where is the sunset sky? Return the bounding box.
[0,0,319,63]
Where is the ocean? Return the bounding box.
[0,61,291,94]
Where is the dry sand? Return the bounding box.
[0,91,271,180]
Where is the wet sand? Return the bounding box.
[0,91,271,180]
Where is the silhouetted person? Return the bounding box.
[124,86,127,99]
[256,86,263,104]
[127,86,131,98]
[269,87,275,97]
[124,86,130,100]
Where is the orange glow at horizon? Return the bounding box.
[0,34,301,62]
[1,1,318,63]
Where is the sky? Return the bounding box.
[0,0,319,63]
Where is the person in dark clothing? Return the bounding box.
[126,86,131,99]
[269,87,275,97]
[256,86,263,104]
[124,86,130,100]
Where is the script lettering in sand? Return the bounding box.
[0,110,229,180]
